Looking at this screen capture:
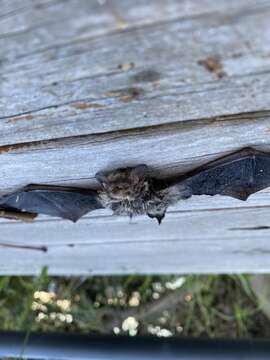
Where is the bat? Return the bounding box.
[0,147,269,224]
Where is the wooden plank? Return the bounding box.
[1,206,270,275]
[0,113,269,274]
[0,116,269,193]
[0,0,259,48]
[1,0,270,275]
[1,1,270,145]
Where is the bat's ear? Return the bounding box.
[131,164,149,179]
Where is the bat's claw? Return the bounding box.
[147,212,165,225]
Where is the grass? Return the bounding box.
[0,272,268,338]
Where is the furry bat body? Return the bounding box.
[0,148,269,223]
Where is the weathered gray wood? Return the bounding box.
[1,0,270,145]
[1,205,270,275]
[1,0,270,275]
[0,116,269,193]
[0,0,261,54]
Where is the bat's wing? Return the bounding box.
[0,185,104,222]
[182,148,270,201]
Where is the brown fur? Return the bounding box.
[96,165,191,223]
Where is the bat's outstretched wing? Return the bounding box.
[0,185,104,222]
[180,148,270,201]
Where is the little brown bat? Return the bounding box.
[0,147,269,224]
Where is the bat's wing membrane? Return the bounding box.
[185,148,270,201]
[0,185,103,222]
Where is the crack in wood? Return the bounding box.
[0,109,269,154]
[230,226,270,231]
[0,242,47,252]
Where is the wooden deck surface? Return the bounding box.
[1,0,270,275]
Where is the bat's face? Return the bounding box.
[96,165,149,202]
[96,164,157,218]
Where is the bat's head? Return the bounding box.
[146,199,167,225]
[145,184,191,224]
[96,164,150,203]
[147,211,166,225]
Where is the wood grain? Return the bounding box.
[0,115,269,192]
[1,0,270,145]
[1,0,270,274]
[1,206,270,275]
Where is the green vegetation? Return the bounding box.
[0,271,269,338]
